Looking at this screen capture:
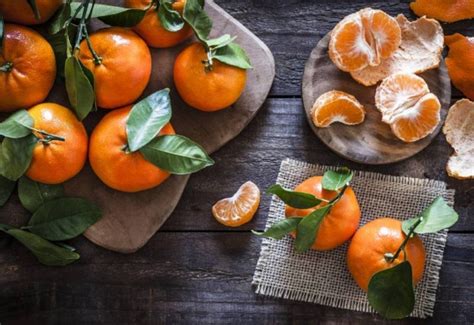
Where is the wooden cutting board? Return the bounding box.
[302,34,451,165]
[48,1,275,253]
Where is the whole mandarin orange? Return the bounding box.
[173,42,247,112]
[285,176,361,251]
[89,106,174,193]
[124,0,192,48]
[78,27,152,110]
[0,0,62,25]
[26,103,88,185]
[0,24,56,112]
[347,217,426,292]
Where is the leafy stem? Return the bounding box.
[385,217,423,263]
[73,0,101,65]
[30,127,65,144]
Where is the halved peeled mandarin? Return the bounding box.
[329,8,401,72]
[375,73,441,143]
[212,181,260,227]
[311,90,365,128]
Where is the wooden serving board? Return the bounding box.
[48,1,275,253]
[302,34,451,165]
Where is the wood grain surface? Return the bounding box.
[0,0,473,324]
[302,34,451,164]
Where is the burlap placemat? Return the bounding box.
[253,159,455,318]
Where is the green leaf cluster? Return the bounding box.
[125,89,214,174]
[253,168,353,252]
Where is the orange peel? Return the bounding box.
[445,33,474,101]
[410,0,474,23]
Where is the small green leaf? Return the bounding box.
[402,197,459,236]
[140,135,214,175]
[27,197,102,241]
[126,89,172,152]
[0,227,80,266]
[252,218,301,240]
[27,0,41,21]
[65,56,95,120]
[0,134,37,181]
[267,184,322,209]
[294,205,330,252]
[0,110,34,139]
[206,34,236,49]
[368,261,415,319]
[322,168,353,191]
[183,0,212,42]
[213,42,252,69]
[0,14,4,50]
[158,0,185,32]
[48,2,71,34]
[70,3,146,27]
[0,176,15,207]
[47,27,75,78]
[18,177,64,213]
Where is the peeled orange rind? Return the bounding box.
[445,34,474,101]
[311,90,365,128]
[351,15,444,86]
[375,73,441,143]
[443,99,474,179]
[410,0,474,23]
[212,181,260,227]
[329,8,401,73]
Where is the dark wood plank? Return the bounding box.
[214,0,474,97]
[0,233,472,324]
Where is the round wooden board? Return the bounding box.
[49,0,275,253]
[302,34,451,165]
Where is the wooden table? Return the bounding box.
[1,0,473,323]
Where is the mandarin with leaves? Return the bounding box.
[78,27,152,109]
[0,0,62,25]
[347,218,426,292]
[285,176,361,251]
[0,24,56,112]
[26,103,88,185]
[124,0,193,48]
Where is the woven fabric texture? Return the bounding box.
[253,159,455,318]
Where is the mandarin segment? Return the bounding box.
[375,73,441,143]
[329,8,401,72]
[410,0,474,23]
[445,34,474,101]
[311,90,365,127]
[347,218,426,292]
[212,181,260,227]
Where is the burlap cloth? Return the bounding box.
[253,159,455,318]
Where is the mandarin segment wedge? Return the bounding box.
[329,8,401,72]
[410,0,474,23]
[375,73,441,143]
[311,90,365,128]
[351,15,444,86]
[443,99,474,179]
[212,181,260,227]
[445,34,474,101]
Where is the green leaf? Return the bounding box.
[0,227,80,266]
[158,0,185,32]
[267,184,322,209]
[18,177,64,213]
[252,218,301,240]
[126,89,172,152]
[213,42,252,69]
[47,27,75,78]
[0,134,37,181]
[206,34,236,49]
[65,56,95,120]
[402,197,459,236]
[183,0,212,42]
[368,261,415,319]
[56,242,77,252]
[322,168,353,191]
[294,205,330,252]
[0,110,34,139]
[27,197,102,241]
[48,2,71,34]
[27,0,41,21]
[140,135,214,175]
[0,14,4,50]
[70,2,146,27]
[0,176,15,207]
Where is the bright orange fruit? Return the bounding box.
[212,181,260,227]
[445,34,474,101]
[410,0,474,23]
[0,0,62,25]
[311,90,365,127]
